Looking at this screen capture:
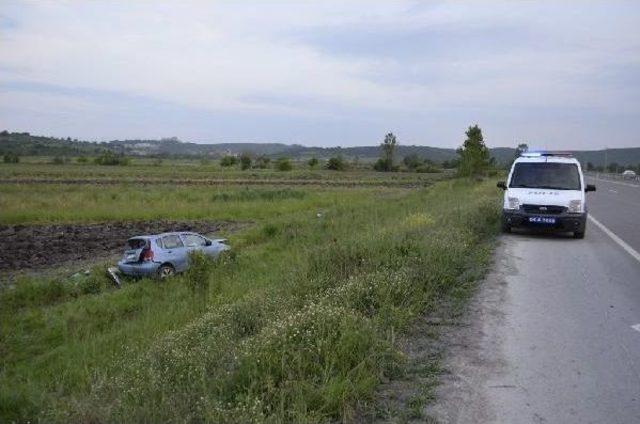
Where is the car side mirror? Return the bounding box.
[585,184,596,192]
[205,239,212,246]
[497,181,507,190]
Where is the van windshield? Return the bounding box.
[509,162,581,190]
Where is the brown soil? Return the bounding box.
[0,220,246,273]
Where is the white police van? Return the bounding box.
[497,152,596,238]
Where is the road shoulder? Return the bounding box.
[424,240,512,423]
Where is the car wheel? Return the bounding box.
[157,264,175,279]
[502,222,511,233]
[573,230,585,239]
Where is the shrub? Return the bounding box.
[3,153,19,163]
[184,251,213,294]
[76,156,88,164]
[94,151,130,166]
[403,153,422,170]
[262,223,280,238]
[325,156,346,171]
[51,156,65,165]
[307,157,319,168]
[254,155,271,169]
[415,163,441,173]
[373,158,398,172]
[220,156,237,167]
[275,157,292,171]
[239,152,252,170]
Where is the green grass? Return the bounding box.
[0,160,446,185]
[0,184,376,224]
[0,177,500,423]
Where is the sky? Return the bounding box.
[1,1,639,149]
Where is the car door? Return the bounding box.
[160,234,188,272]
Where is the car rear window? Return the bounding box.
[161,234,184,249]
[127,238,148,249]
[510,162,581,190]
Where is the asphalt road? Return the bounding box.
[586,175,640,253]
[432,177,640,423]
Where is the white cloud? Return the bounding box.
[0,0,639,146]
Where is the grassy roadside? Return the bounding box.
[0,178,500,423]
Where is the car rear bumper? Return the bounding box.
[503,209,587,232]
[117,260,160,277]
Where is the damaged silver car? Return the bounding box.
[117,232,229,279]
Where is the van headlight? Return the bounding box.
[506,197,520,210]
[568,199,583,213]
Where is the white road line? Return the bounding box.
[632,324,640,333]
[588,215,640,264]
[587,176,640,188]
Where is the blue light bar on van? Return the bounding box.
[521,151,573,157]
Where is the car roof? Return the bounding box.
[127,232,203,240]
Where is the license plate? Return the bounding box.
[529,216,556,224]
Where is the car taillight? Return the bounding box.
[140,248,154,262]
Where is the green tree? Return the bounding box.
[586,162,595,171]
[276,157,292,171]
[515,143,528,157]
[456,125,490,176]
[607,162,619,173]
[307,157,319,168]
[220,156,237,167]
[239,152,252,170]
[374,132,398,172]
[325,156,346,171]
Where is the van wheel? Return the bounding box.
[573,230,585,239]
[157,264,175,279]
[502,222,511,233]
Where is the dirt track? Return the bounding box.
[0,220,244,273]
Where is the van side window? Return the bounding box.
[161,235,184,249]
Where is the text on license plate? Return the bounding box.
[529,216,556,224]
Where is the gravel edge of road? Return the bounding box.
[423,239,513,423]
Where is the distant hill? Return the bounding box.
[1,130,639,167]
[0,131,110,156]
